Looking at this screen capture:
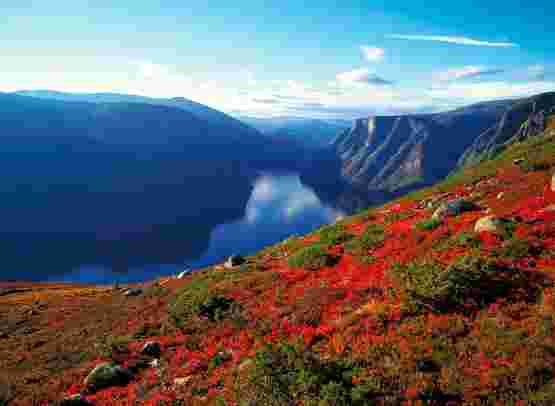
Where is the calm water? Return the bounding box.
[37,173,343,284]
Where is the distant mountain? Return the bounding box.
[314,95,555,194]
[15,90,260,138]
[237,115,351,148]
[0,92,309,270]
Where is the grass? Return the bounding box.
[415,218,442,231]
[345,223,385,257]
[316,224,355,245]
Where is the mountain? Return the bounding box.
[237,115,351,148]
[458,92,555,167]
[15,90,260,138]
[322,95,555,194]
[0,92,309,272]
[6,108,555,405]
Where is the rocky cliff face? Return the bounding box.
[457,92,555,167]
[329,100,512,192]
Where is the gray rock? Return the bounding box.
[177,268,192,279]
[60,394,94,406]
[141,341,161,358]
[552,172,555,192]
[513,158,525,166]
[123,288,143,297]
[84,362,133,392]
[474,216,508,234]
[432,199,478,220]
[224,255,246,269]
[497,192,505,199]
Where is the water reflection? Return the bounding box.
[38,173,343,284]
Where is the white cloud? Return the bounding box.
[387,34,518,48]
[435,66,505,82]
[136,62,170,79]
[360,46,385,62]
[427,80,555,101]
[336,68,393,86]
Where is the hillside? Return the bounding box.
[325,93,555,194]
[2,114,555,405]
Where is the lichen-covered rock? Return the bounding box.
[474,216,508,234]
[432,199,478,220]
[84,362,132,392]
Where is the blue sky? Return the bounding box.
[1,0,554,118]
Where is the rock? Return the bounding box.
[474,216,509,234]
[224,255,246,269]
[123,288,143,297]
[513,158,525,166]
[84,362,133,392]
[174,376,192,386]
[497,192,505,199]
[177,267,192,279]
[552,173,555,192]
[149,359,160,369]
[141,341,162,358]
[60,394,94,406]
[432,199,478,220]
[238,359,254,371]
[416,359,441,373]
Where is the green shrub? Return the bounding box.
[237,342,373,405]
[317,224,355,245]
[494,238,542,260]
[98,335,132,360]
[288,244,337,271]
[169,278,212,327]
[392,256,529,313]
[345,224,385,257]
[415,218,442,231]
[198,296,236,322]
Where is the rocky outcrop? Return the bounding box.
[474,216,507,234]
[432,199,479,221]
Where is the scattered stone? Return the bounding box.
[416,359,441,373]
[552,172,555,192]
[149,358,160,369]
[513,158,525,166]
[123,288,143,297]
[497,192,505,199]
[177,268,192,279]
[141,341,162,358]
[60,394,94,406]
[224,255,246,269]
[84,362,133,392]
[474,216,509,234]
[174,376,192,386]
[238,359,254,372]
[432,199,479,220]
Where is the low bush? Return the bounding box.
[415,218,442,231]
[345,224,385,257]
[317,224,355,245]
[288,244,337,271]
[392,256,531,313]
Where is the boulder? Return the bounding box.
[224,255,246,269]
[60,394,94,406]
[497,192,505,199]
[552,172,555,192]
[84,362,133,392]
[474,216,508,234]
[123,288,143,297]
[432,199,478,220]
[177,268,192,279]
[141,341,162,358]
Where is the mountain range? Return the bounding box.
[320,92,555,194]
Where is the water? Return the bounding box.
[32,173,343,284]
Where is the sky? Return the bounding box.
[1,0,554,118]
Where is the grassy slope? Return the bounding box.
[2,121,555,405]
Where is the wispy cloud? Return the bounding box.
[528,65,546,80]
[387,34,518,48]
[360,46,385,62]
[435,66,505,82]
[336,68,393,86]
